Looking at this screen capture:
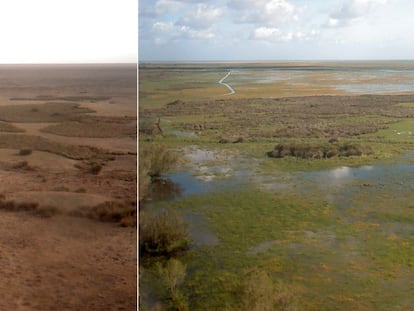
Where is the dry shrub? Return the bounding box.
[34,205,59,218]
[88,201,137,226]
[0,198,58,218]
[139,210,191,256]
[18,149,32,156]
[74,187,87,193]
[89,162,103,175]
[11,161,34,171]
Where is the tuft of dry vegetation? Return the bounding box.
[10,95,112,102]
[10,160,35,171]
[0,122,25,133]
[87,201,137,226]
[0,196,58,218]
[18,149,32,156]
[41,116,136,138]
[0,134,110,160]
[0,102,94,123]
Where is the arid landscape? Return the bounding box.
[0,64,137,310]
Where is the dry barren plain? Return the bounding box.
[0,64,137,310]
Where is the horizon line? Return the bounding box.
[0,62,137,65]
[139,59,414,63]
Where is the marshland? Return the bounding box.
[139,61,414,310]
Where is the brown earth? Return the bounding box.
[0,64,137,310]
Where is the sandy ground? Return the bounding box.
[0,64,137,310]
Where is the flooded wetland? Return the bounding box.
[139,61,414,310]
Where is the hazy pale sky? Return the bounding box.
[0,0,137,63]
[139,0,414,61]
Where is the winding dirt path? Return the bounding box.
[219,71,235,95]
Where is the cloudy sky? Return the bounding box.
[139,0,414,61]
[0,0,137,63]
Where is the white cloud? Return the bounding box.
[155,0,184,15]
[251,26,318,42]
[152,20,217,44]
[327,0,389,27]
[229,0,298,26]
[179,26,217,39]
[176,4,224,29]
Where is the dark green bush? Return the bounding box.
[268,142,373,159]
[139,210,191,256]
[140,144,178,178]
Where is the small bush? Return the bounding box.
[89,201,137,226]
[89,162,103,175]
[74,187,87,193]
[0,198,58,218]
[140,144,178,178]
[241,269,299,311]
[11,161,34,170]
[219,138,230,144]
[268,142,373,159]
[139,210,191,256]
[157,259,189,311]
[18,149,32,156]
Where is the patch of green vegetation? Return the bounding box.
[141,185,414,310]
[396,102,414,107]
[139,69,225,109]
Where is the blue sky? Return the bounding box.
[139,0,414,61]
[0,0,137,63]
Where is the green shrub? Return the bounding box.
[139,155,151,202]
[241,269,299,311]
[242,269,275,311]
[157,259,189,311]
[268,142,373,159]
[139,210,191,256]
[140,144,178,178]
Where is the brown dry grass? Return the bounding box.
[40,116,136,138]
[0,122,25,133]
[0,102,94,123]
[0,134,109,160]
[0,196,58,218]
[70,200,137,227]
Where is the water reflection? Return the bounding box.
[149,178,182,202]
